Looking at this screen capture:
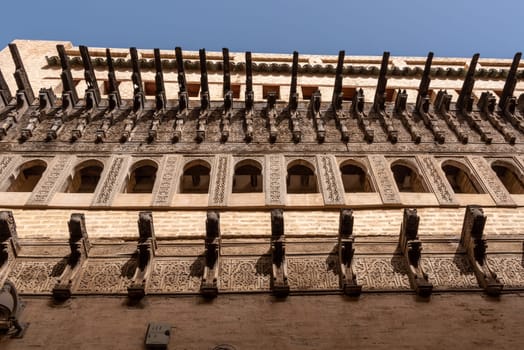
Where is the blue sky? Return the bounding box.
[1,0,523,58]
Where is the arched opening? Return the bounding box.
[287,161,318,193]
[233,160,262,193]
[491,163,524,194]
[180,161,211,193]
[126,161,158,193]
[7,160,47,192]
[442,162,483,194]
[66,160,104,193]
[391,163,428,192]
[340,162,374,192]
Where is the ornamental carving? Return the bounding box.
[219,256,271,292]
[367,155,400,204]
[467,156,515,206]
[209,155,229,206]
[353,256,410,290]
[152,155,180,206]
[316,155,344,205]
[76,259,134,294]
[29,155,73,204]
[417,155,456,205]
[265,155,285,205]
[421,256,477,289]
[486,256,524,288]
[93,157,126,206]
[148,258,204,293]
[8,260,65,294]
[286,256,339,290]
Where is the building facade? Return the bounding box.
[0,40,524,349]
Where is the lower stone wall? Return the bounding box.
[1,294,523,350]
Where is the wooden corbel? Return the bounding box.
[201,211,220,297]
[338,209,361,296]
[128,212,157,299]
[271,209,289,296]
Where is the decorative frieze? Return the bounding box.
[76,259,133,294]
[416,155,458,206]
[148,258,204,293]
[367,155,400,204]
[0,155,18,190]
[8,260,64,294]
[208,155,231,207]
[219,256,271,292]
[467,156,516,206]
[28,155,75,205]
[265,154,286,206]
[421,256,479,289]
[92,156,130,206]
[316,155,345,206]
[152,155,181,207]
[353,256,410,290]
[287,255,339,290]
[486,256,524,288]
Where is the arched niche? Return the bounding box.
[125,160,158,193]
[287,160,318,194]
[65,160,104,193]
[391,161,428,193]
[7,160,47,192]
[491,161,524,194]
[340,160,374,192]
[442,161,484,194]
[180,160,211,193]
[232,159,263,193]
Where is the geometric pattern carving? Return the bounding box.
[28,155,75,205]
[265,154,286,206]
[353,256,410,290]
[487,256,524,288]
[0,155,17,190]
[467,156,516,206]
[8,259,65,294]
[208,155,231,207]
[152,155,181,207]
[148,258,203,293]
[421,256,478,289]
[76,259,133,294]
[367,155,400,204]
[219,256,271,292]
[316,155,345,206]
[417,155,458,206]
[287,255,339,290]
[92,156,130,206]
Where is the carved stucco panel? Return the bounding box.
[27,155,75,205]
[316,155,345,206]
[416,155,458,206]
[0,155,19,191]
[353,256,410,290]
[75,259,134,294]
[219,256,271,292]
[208,154,232,207]
[486,256,524,288]
[264,154,286,206]
[421,256,478,289]
[7,259,65,294]
[91,156,130,206]
[287,255,339,290]
[152,155,182,207]
[367,155,400,204]
[467,156,515,206]
[148,258,204,293]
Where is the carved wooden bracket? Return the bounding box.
[0,211,20,285]
[201,211,220,297]
[338,209,361,296]
[127,212,157,299]
[398,208,433,297]
[52,213,91,300]
[460,205,503,296]
[271,209,289,296]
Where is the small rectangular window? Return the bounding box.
[301,86,318,100]
[144,82,156,96]
[187,83,200,97]
[263,85,280,99]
